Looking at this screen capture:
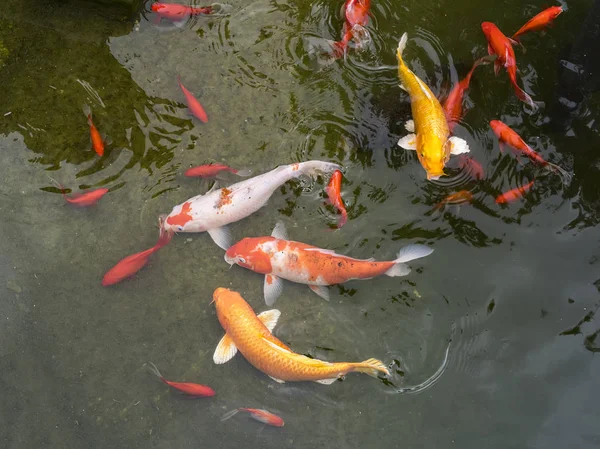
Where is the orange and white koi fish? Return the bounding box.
[211,287,390,384]
[224,221,433,304]
[512,6,563,43]
[443,55,497,132]
[331,0,372,58]
[495,180,535,204]
[221,408,284,427]
[162,161,340,250]
[396,33,470,180]
[184,163,251,178]
[490,120,570,182]
[83,104,105,156]
[325,170,348,228]
[178,76,208,123]
[148,362,215,397]
[102,219,172,286]
[481,22,537,109]
[433,190,473,211]
[151,2,213,22]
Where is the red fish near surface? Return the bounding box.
[225,222,433,304]
[512,6,563,43]
[332,0,372,58]
[489,120,571,182]
[325,170,348,228]
[177,76,208,123]
[83,105,105,156]
[184,164,251,178]
[148,362,215,397]
[221,408,284,427]
[433,190,473,211]
[151,2,213,22]
[481,22,537,109]
[495,180,535,204]
[102,218,173,286]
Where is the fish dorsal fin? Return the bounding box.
[262,338,333,367]
[416,78,433,101]
[257,309,281,333]
[213,333,238,364]
[303,247,339,256]
[271,221,288,240]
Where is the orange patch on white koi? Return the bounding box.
[166,202,193,227]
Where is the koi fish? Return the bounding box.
[148,362,215,397]
[184,163,251,178]
[162,161,340,250]
[458,156,485,180]
[211,287,390,384]
[443,55,497,131]
[396,33,470,180]
[433,190,473,211]
[102,219,172,286]
[512,6,563,43]
[481,22,537,109]
[224,221,433,304]
[489,120,571,182]
[332,0,372,58]
[325,170,348,228]
[495,180,535,204]
[82,104,104,156]
[51,180,109,207]
[221,408,284,427]
[151,2,213,22]
[178,76,208,123]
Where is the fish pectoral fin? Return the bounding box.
[487,44,494,56]
[271,221,288,240]
[213,333,238,364]
[508,37,519,46]
[399,83,408,92]
[494,60,501,76]
[269,375,286,384]
[404,119,415,133]
[398,134,417,150]
[264,274,284,306]
[315,378,338,385]
[207,226,232,250]
[309,285,331,301]
[447,136,470,155]
[257,309,281,333]
[207,180,220,193]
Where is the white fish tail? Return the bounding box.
[147,361,163,379]
[397,33,408,58]
[351,358,390,377]
[82,103,92,118]
[385,243,434,277]
[546,162,572,186]
[297,161,341,178]
[221,408,241,422]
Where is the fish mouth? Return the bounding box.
[427,172,445,181]
[223,253,235,266]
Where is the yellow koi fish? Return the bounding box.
[396,33,470,180]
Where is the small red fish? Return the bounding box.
[458,156,485,180]
[512,6,563,42]
[490,120,570,181]
[332,0,371,58]
[221,408,284,427]
[325,169,348,228]
[433,190,473,211]
[481,22,536,109]
[495,180,535,204]
[151,2,213,21]
[148,362,215,397]
[184,164,251,178]
[443,55,496,131]
[102,219,172,286]
[50,178,109,207]
[178,76,208,123]
[83,105,105,156]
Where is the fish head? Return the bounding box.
[551,6,563,19]
[417,134,447,181]
[211,288,249,328]
[151,3,164,12]
[480,21,497,38]
[224,238,274,274]
[489,120,505,138]
[163,201,197,233]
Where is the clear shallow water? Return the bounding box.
[1,0,599,447]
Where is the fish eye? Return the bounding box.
[238,257,246,264]
[177,226,184,231]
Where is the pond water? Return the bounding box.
[1,0,599,447]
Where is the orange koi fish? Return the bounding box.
[51,178,109,207]
[83,104,104,156]
[332,0,372,58]
[148,362,215,397]
[512,6,563,43]
[495,180,535,204]
[221,408,284,427]
[211,287,390,384]
[481,22,537,109]
[490,120,570,182]
[324,170,348,228]
[433,190,473,211]
[184,164,251,178]
[151,2,213,22]
[102,219,172,286]
[225,221,433,304]
[178,76,208,123]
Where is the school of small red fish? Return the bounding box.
[48,1,570,429]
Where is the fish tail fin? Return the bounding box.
[220,409,241,422]
[338,209,348,228]
[82,104,92,120]
[298,161,342,178]
[546,162,573,186]
[352,358,390,377]
[385,244,434,277]
[351,24,371,51]
[147,361,164,380]
[48,176,68,199]
[396,32,408,63]
[156,223,173,250]
[235,168,252,177]
[511,80,538,109]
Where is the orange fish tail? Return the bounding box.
[350,358,389,377]
[510,79,536,109]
